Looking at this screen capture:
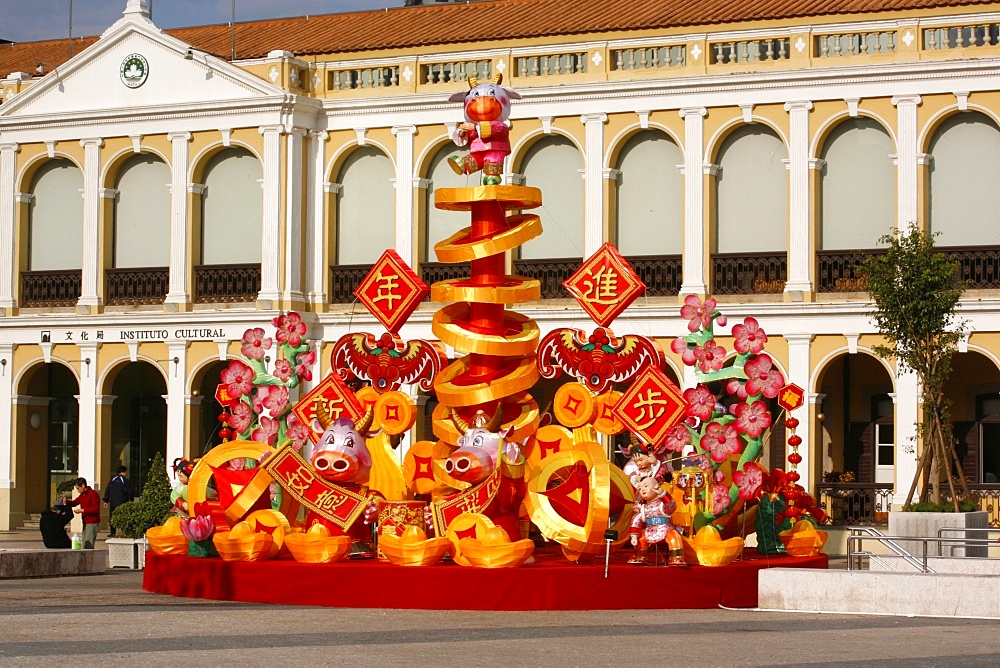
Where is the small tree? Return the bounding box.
[110,452,174,538]
[862,228,969,510]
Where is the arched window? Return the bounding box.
[715,125,787,253]
[201,148,263,264]
[28,159,83,270]
[819,118,895,250]
[114,154,170,267]
[615,130,683,256]
[519,136,584,261]
[336,147,395,265]
[928,112,1000,246]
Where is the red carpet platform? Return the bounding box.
[143,547,826,610]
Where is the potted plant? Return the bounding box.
[108,452,174,569]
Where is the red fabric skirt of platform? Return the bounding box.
[142,547,826,610]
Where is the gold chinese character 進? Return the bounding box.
[580,265,620,306]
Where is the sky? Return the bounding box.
[0,0,406,43]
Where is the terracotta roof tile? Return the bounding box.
[1,0,995,77]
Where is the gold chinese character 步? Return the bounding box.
[632,388,667,430]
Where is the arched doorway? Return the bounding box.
[944,350,1000,485]
[192,360,229,457]
[109,362,167,497]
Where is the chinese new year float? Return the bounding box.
[144,76,827,611]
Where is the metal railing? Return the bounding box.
[20,269,81,307]
[711,252,786,295]
[847,526,1000,572]
[193,263,260,303]
[512,257,580,299]
[816,483,894,526]
[330,263,371,304]
[106,266,168,305]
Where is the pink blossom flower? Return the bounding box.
[273,358,294,382]
[294,349,316,382]
[700,420,741,463]
[733,400,772,438]
[240,327,272,360]
[228,401,253,432]
[220,360,254,398]
[252,416,278,446]
[733,461,766,501]
[680,295,717,332]
[664,424,691,453]
[284,413,312,450]
[744,353,785,399]
[273,312,306,347]
[732,317,767,355]
[671,336,696,366]
[259,385,289,415]
[725,378,749,401]
[684,385,716,422]
[180,515,215,542]
[713,484,731,515]
[692,340,727,373]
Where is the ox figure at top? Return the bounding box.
[448,74,520,186]
[442,408,526,539]
[309,403,381,557]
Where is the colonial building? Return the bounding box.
[1,0,999,530]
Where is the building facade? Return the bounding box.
[1,0,1000,529]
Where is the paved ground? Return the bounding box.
[2,529,999,666]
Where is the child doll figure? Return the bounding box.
[171,458,194,517]
[623,440,668,490]
[629,475,685,565]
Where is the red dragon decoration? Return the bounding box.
[536,326,666,395]
[331,332,446,394]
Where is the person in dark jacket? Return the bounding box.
[39,502,73,549]
[103,466,132,537]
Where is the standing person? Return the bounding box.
[64,477,101,549]
[103,466,132,537]
[39,501,73,549]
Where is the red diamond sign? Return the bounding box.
[292,372,364,444]
[777,383,805,412]
[612,365,688,447]
[563,243,645,328]
[354,250,428,334]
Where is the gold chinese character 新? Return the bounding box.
[580,265,620,306]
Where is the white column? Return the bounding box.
[282,127,307,304]
[165,132,192,309]
[258,125,283,305]
[78,139,104,312]
[307,131,329,307]
[785,333,814,492]
[166,341,188,466]
[893,367,921,507]
[783,101,813,296]
[0,344,13,489]
[679,108,708,295]
[392,125,417,266]
[0,143,19,310]
[891,95,921,231]
[76,343,100,484]
[580,113,607,258]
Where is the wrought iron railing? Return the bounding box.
[330,263,371,304]
[106,267,169,306]
[20,269,81,307]
[512,258,581,299]
[817,482,894,526]
[420,262,471,299]
[945,484,1000,528]
[193,263,260,303]
[625,254,682,297]
[940,244,1000,289]
[711,252,786,295]
[816,248,884,292]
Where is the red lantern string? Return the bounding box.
[784,415,802,519]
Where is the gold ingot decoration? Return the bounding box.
[444,512,496,567]
[458,525,535,569]
[284,524,353,564]
[213,521,274,562]
[779,520,829,557]
[434,213,542,263]
[681,525,745,567]
[434,185,542,212]
[553,382,597,428]
[145,516,188,556]
[432,304,539,357]
[434,354,539,407]
[432,394,538,446]
[430,276,540,305]
[246,509,290,558]
[593,391,626,435]
[379,525,451,567]
[374,390,417,435]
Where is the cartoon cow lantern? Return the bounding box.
[447,74,521,185]
[436,408,527,539]
[308,402,381,556]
